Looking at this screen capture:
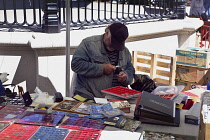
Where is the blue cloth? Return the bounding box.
[189,0,205,16]
[204,0,210,16]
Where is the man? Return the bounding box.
[71,22,135,100]
[189,0,205,17]
[203,0,210,16]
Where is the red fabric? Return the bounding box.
[182,99,194,110]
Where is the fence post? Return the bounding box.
[176,0,186,19]
[42,0,60,33]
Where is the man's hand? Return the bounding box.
[118,71,127,82]
[103,64,116,75]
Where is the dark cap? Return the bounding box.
[109,22,129,51]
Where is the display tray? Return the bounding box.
[101,86,141,99]
[29,126,69,140]
[52,100,97,115]
[0,122,10,132]
[15,111,65,127]
[0,124,39,140]
[65,129,101,140]
[59,117,105,130]
[0,96,25,106]
[0,105,28,123]
[155,94,176,100]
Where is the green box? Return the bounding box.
[176,47,210,68]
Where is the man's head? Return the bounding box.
[104,22,129,51]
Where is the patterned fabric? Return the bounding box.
[106,49,120,87]
[189,0,205,16]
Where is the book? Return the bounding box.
[136,107,175,123]
[134,108,180,127]
[185,117,200,125]
[185,102,201,125]
[136,91,176,117]
[185,102,201,120]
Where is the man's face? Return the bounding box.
[104,29,115,51]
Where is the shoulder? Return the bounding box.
[78,35,104,52]
[122,47,131,54]
[82,35,103,43]
[120,46,132,57]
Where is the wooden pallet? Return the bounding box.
[132,51,177,86]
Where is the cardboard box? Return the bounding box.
[176,48,210,68]
[176,65,210,83]
[199,113,210,140]
[175,80,205,92]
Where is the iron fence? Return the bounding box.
[0,0,186,33]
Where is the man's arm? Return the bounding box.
[119,51,135,86]
[71,40,104,77]
[123,61,135,85]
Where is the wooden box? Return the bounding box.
[176,48,210,68]
[52,100,96,115]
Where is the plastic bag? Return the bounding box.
[151,85,185,95]
[130,74,156,93]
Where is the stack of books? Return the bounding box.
[134,91,180,127]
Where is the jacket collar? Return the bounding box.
[100,34,123,60]
[101,34,107,55]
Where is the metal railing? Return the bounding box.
[0,0,186,33]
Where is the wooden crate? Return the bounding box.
[132,51,176,86]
